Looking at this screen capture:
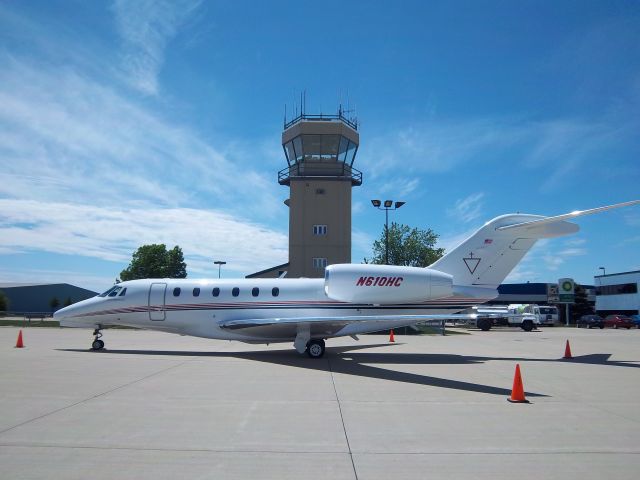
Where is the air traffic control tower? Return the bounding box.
[248,108,362,279]
[281,109,362,278]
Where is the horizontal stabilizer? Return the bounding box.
[497,200,640,232]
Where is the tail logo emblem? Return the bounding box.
[463,252,481,274]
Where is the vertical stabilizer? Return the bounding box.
[430,214,579,288]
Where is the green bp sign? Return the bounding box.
[558,278,575,303]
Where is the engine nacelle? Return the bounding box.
[324,264,453,304]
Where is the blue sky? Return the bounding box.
[1,0,639,292]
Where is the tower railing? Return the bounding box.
[278,162,362,186]
[284,112,358,131]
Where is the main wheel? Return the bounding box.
[306,339,325,358]
[477,318,492,331]
[91,339,105,350]
[521,320,534,332]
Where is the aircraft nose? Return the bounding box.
[53,304,74,320]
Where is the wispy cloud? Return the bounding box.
[361,112,638,194]
[0,55,280,215]
[112,0,202,95]
[505,237,589,282]
[0,199,288,276]
[447,192,485,223]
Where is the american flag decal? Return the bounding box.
[484,239,493,244]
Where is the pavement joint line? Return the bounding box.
[1,444,639,456]
[0,359,191,437]
[0,443,353,454]
[328,356,359,480]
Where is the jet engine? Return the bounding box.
[324,264,453,304]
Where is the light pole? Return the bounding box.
[371,199,405,265]
[214,260,226,279]
[599,266,606,276]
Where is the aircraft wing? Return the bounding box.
[218,313,479,338]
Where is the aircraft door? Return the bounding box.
[148,283,167,321]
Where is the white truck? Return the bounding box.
[519,304,559,326]
[473,305,541,332]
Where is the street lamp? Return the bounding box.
[371,199,406,265]
[598,266,606,276]
[214,260,226,279]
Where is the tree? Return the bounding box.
[49,297,60,312]
[119,244,187,281]
[571,283,593,321]
[0,290,8,312]
[367,222,445,267]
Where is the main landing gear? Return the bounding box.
[306,339,325,359]
[91,327,105,351]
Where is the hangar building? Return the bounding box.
[0,283,97,315]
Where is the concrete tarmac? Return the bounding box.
[1,326,639,479]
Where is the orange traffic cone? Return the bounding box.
[389,329,395,343]
[563,340,573,359]
[507,364,529,403]
[15,330,24,348]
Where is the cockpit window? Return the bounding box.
[108,286,123,297]
[118,288,127,297]
[99,286,121,297]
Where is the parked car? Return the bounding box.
[577,314,604,329]
[603,315,634,329]
[631,314,640,329]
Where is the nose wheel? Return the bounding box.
[91,327,105,350]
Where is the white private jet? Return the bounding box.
[55,200,639,358]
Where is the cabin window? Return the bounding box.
[252,287,259,297]
[212,287,220,297]
[272,287,279,297]
[193,287,200,297]
[173,287,181,297]
[232,287,240,297]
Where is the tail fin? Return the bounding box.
[430,200,639,288]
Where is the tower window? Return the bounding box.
[313,224,327,235]
[315,188,325,195]
[313,257,328,269]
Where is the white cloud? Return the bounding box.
[504,237,588,282]
[0,56,280,215]
[112,0,202,95]
[351,229,375,263]
[447,192,485,224]
[0,199,288,276]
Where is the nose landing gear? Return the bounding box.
[91,327,105,350]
